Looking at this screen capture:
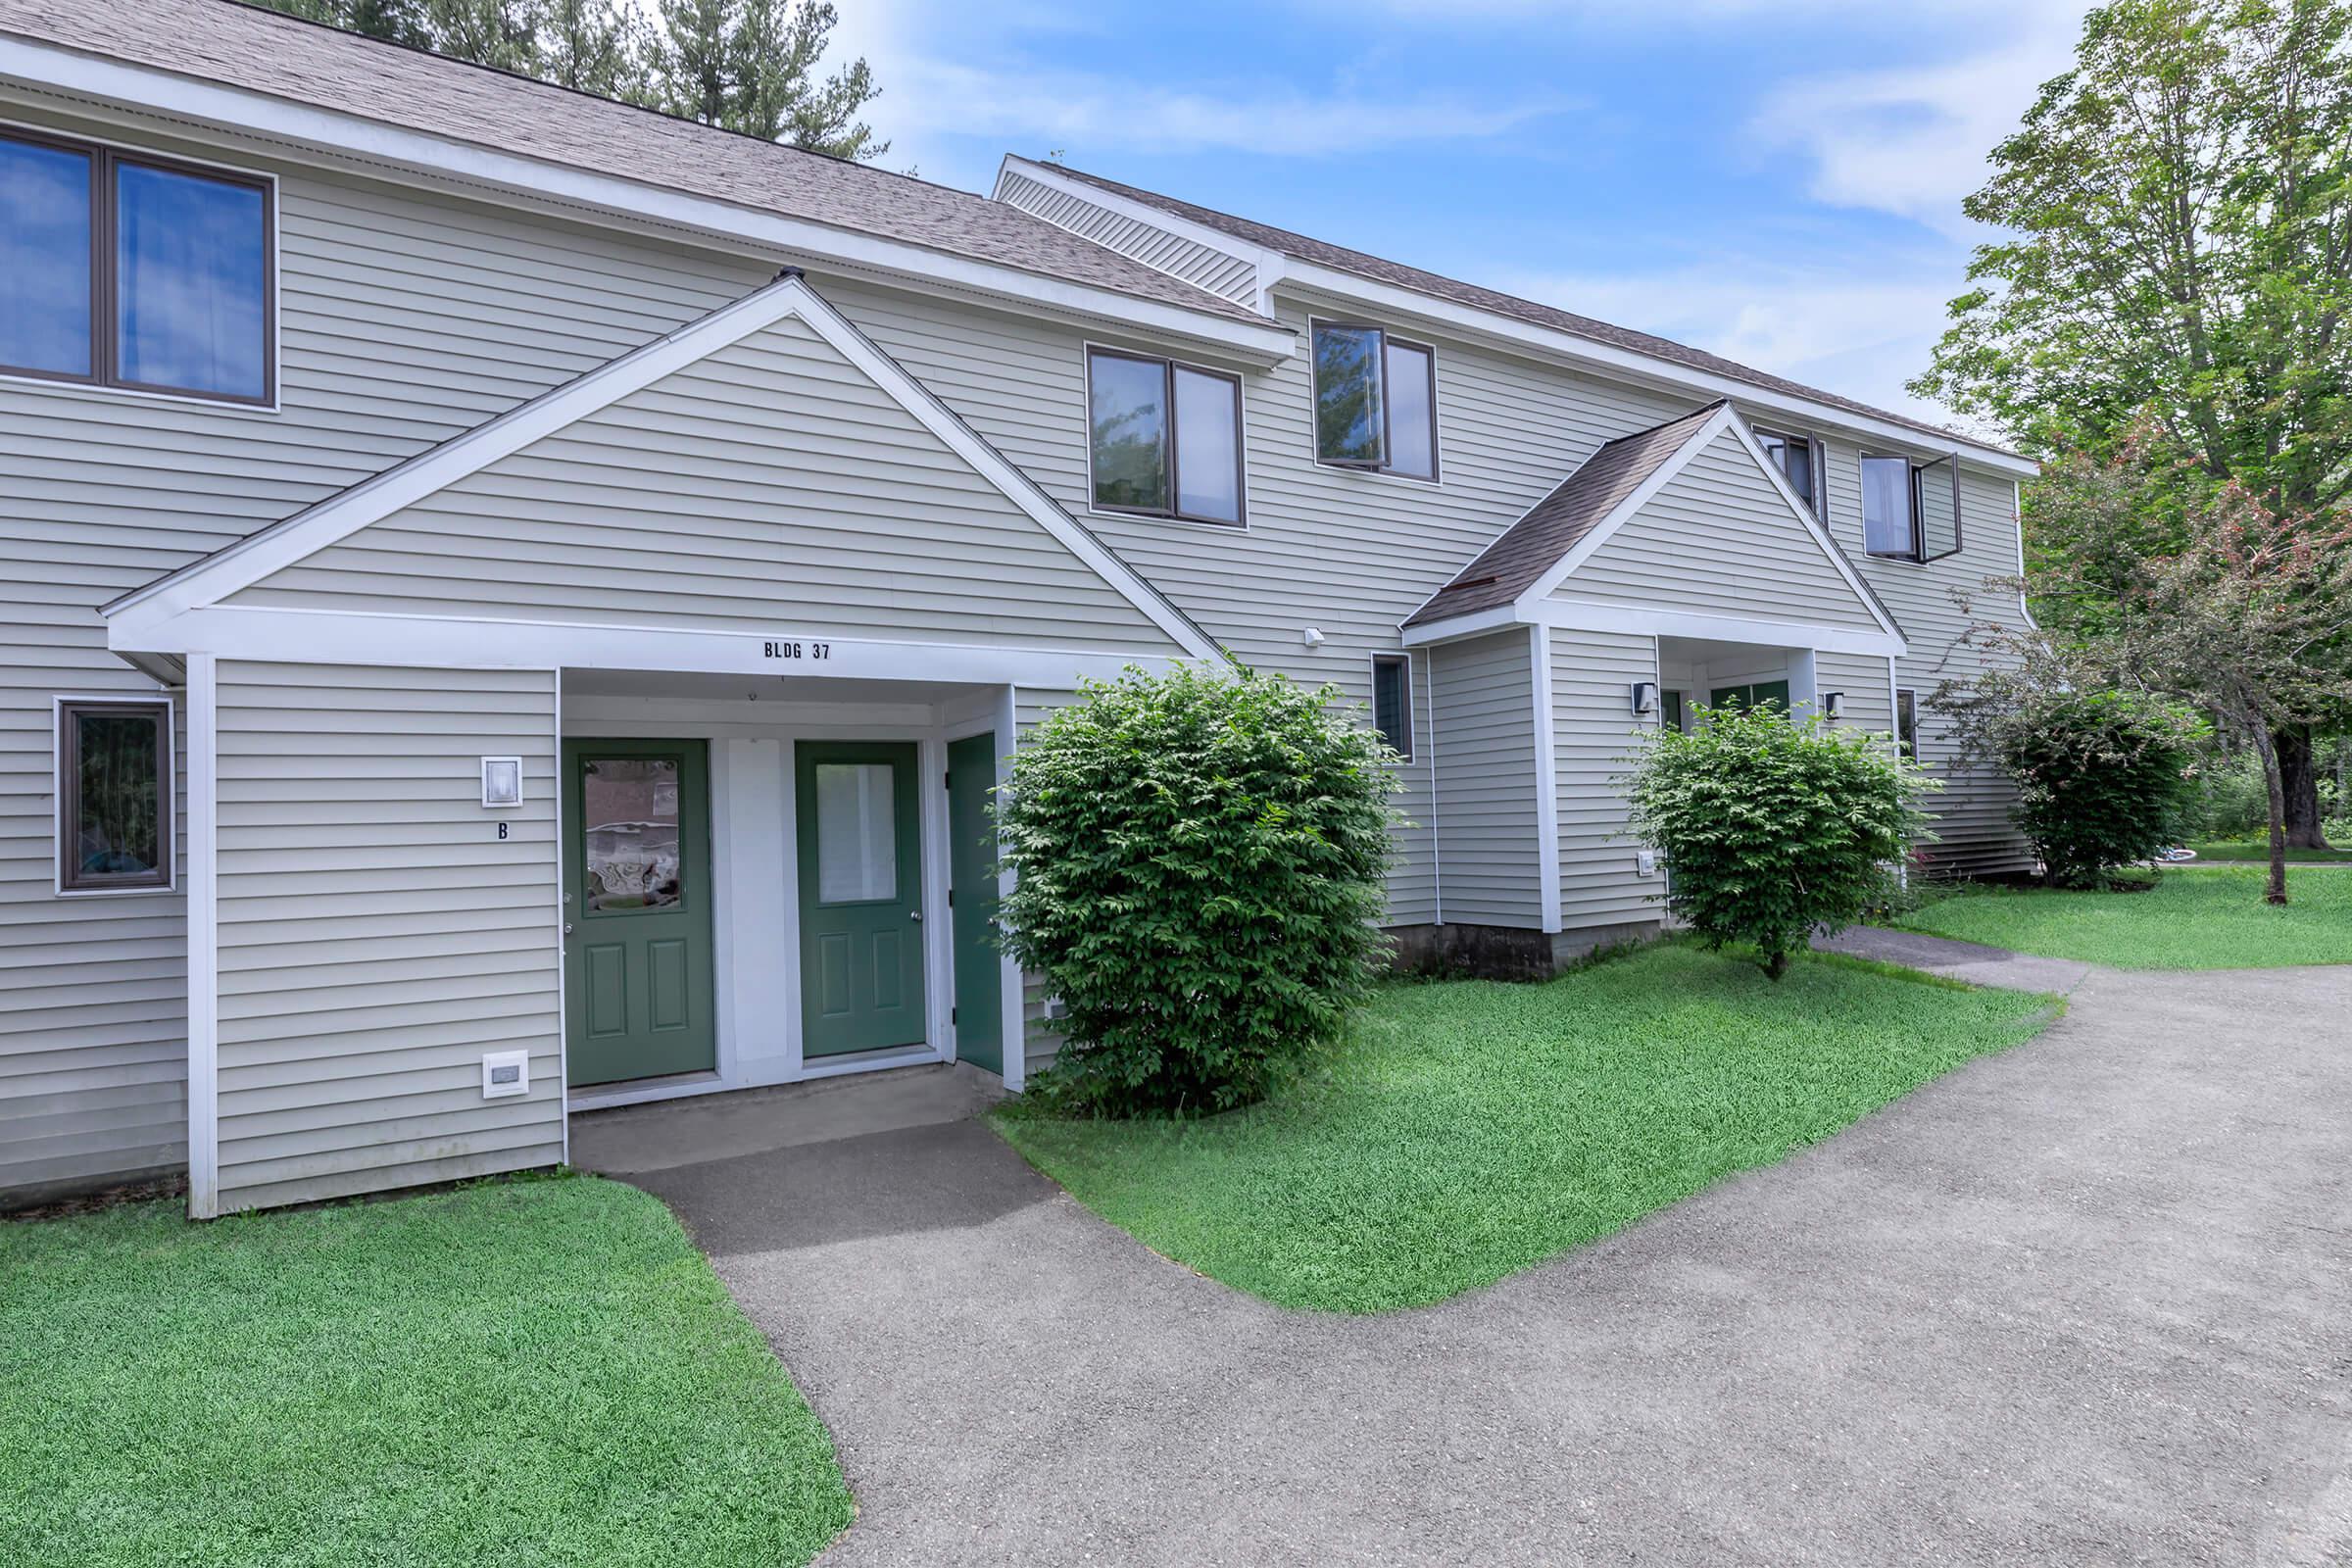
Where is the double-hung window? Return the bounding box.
[1371,655,1414,760]
[1310,320,1438,479]
[1086,348,1245,525]
[1860,451,1961,562]
[1754,426,1825,516]
[0,127,273,405]
[58,699,172,894]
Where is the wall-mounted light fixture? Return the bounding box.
[1630,681,1659,717]
[1822,691,1844,720]
[480,756,522,808]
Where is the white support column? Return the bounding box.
[1788,647,1820,717]
[185,653,220,1220]
[1530,625,1561,935]
[996,684,1024,1092]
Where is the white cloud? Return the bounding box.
[1494,261,1979,427]
[1752,2,2091,233]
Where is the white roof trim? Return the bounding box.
[1276,258,2034,476]
[0,36,1294,364]
[104,273,1225,662]
[1400,601,1904,659]
[1513,403,1740,608]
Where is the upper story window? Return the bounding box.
[1086,348,1244,526]
[1311,320,1438,480]
[1371,654,1414,760]
[57,698,172,895]
[1753,426,1825,515]
[1860,451,1961,563]
[0,128,273,406]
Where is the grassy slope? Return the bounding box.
[996,944,2053,1314]
[0,1175,852,1568]
[1902,862,2352,969]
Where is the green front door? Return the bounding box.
[946,733,1004,1074]
[797,741,927,1057]
[1710,680,1792,713]
[563,740,716,1087]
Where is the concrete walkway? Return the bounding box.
[603,941,2352,1567]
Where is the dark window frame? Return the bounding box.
[1308,318,1441,482]
[56,696,174,895]
[0,123,276,408]
[1370,653,1414,761]
[1860,449,1964,564]
[1752,424,1826,517]
[1895,688,1919,761]
[1083,346,1247,528]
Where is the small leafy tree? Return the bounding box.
[1997,691,2204,887]
[996,665,1397,1115]
[1625,706,1933,980]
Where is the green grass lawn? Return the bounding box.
[2190,839,2352,863]
[995,943,2054,1314]
[0,1174,852,1568]
[1900,862,2352,970]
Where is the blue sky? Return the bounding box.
[827,0,2093,427]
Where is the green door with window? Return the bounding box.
[563,740,716,1087]
[1710,680,1791,713]
[945,733,1004,1075]
[797,740,927,1057]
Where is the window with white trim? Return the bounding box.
[58,699,172,893]
[1371,654,1414,760]
[1086,348,1244,525]
[1861,451,1962,563]
[1311,320,1438,479]
[0,127,274,405]
[1895,688,1919,760]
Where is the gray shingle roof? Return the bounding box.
[1404,402,1725,628]
[0,0,1267,327]
[1053,164,2011,457]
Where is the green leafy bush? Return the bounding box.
[1626,705,1932,979]
[996,664,1397,1115]
[1996,689,2204,887]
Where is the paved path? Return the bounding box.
[619,940,2352,1566]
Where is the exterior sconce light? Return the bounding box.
[480,756,522,808]
[1823,691,1844,720]
[1630,681,1659,716]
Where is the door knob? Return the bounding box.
[909,909,923,922]
[563,921,573,936]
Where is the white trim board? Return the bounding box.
[102,272,1226,665]
[0,40,1294,365]
[1529,625,1561,935]
[183,654,220,1220]
[1401,600,1905,659]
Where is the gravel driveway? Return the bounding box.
[616,939,2352,1566]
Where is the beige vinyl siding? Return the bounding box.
[1822,446,2032,874]
[1815,650,1895,741]
[818,276,1699,927]
[1552,428,1884,632]
[1429,629,1543,928]
[1551,629,1665,934]
[213,662,562,1213]
[0,93,765,1200]
[996,172,1259,307]
[228,316,1181,656]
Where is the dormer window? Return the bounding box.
[1753,426,1825,516]
[1311,320,1438,480]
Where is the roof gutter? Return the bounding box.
[0,35,1297,365]
[1278,259,2036,476]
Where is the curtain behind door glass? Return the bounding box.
[74,710,162,881]
[1,137,93,377]
[115,162,267,400]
